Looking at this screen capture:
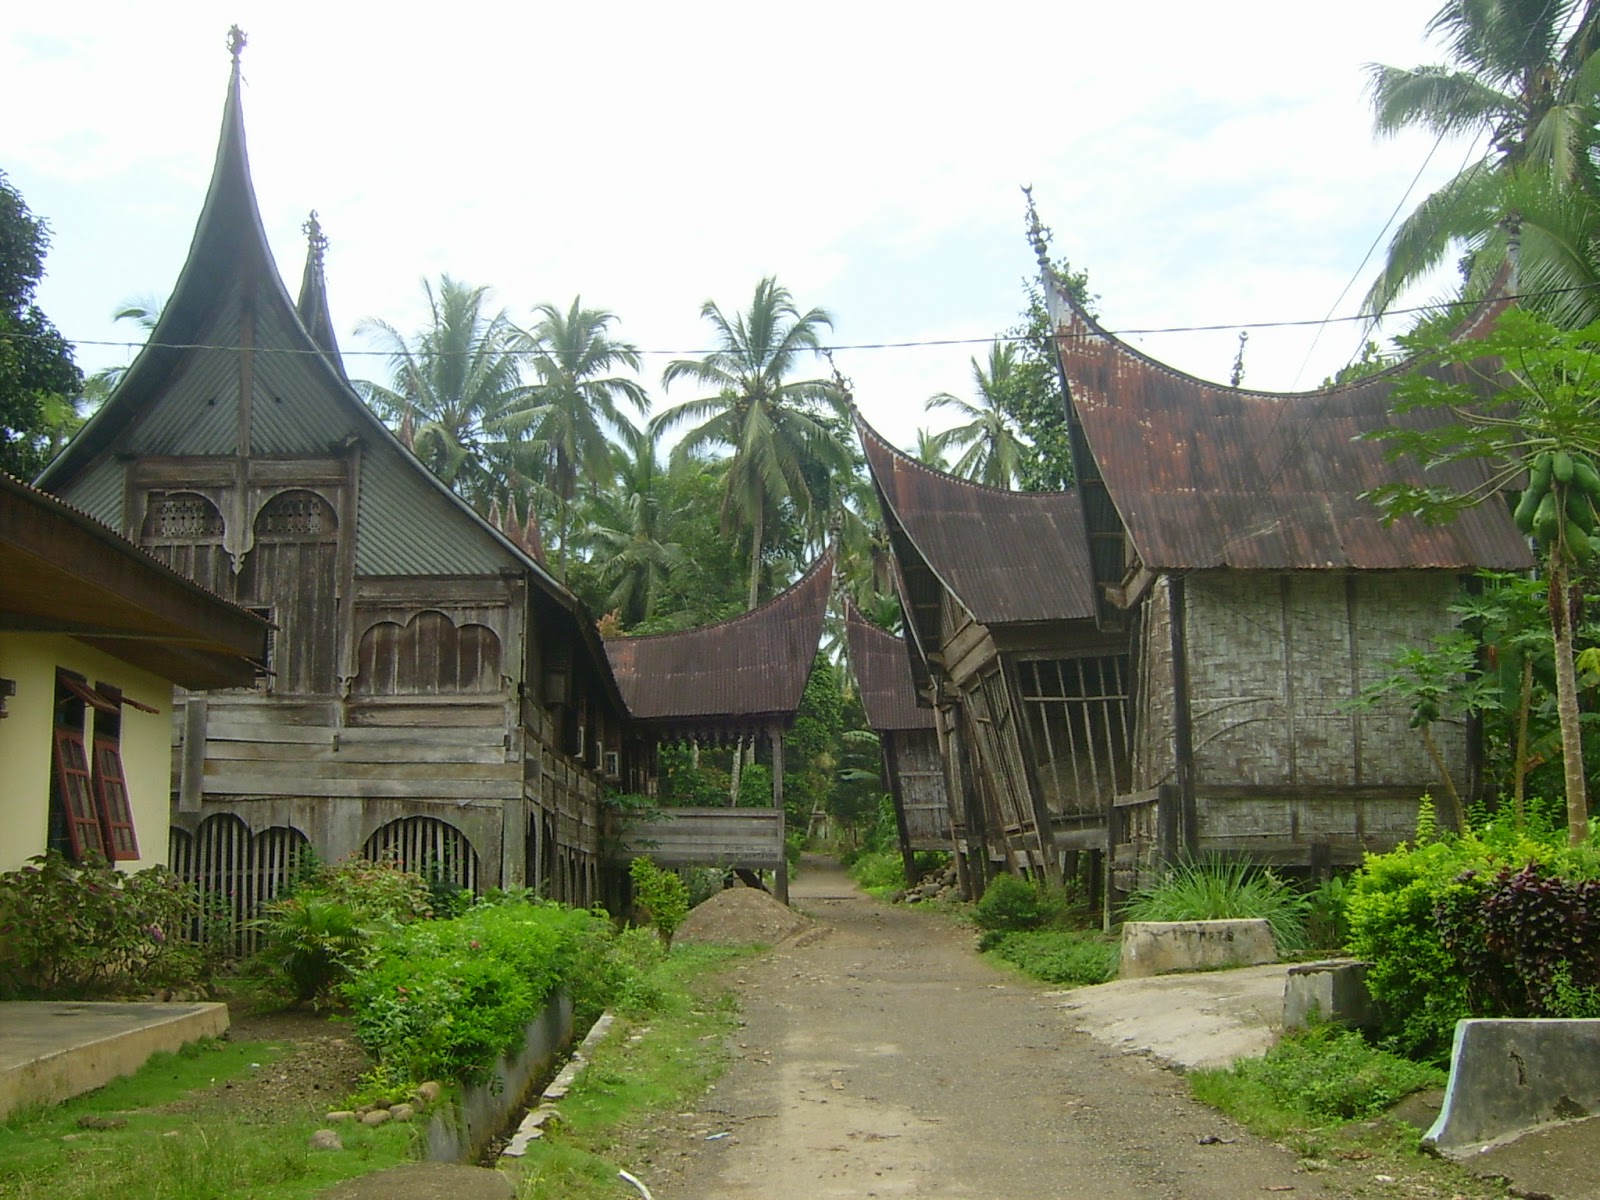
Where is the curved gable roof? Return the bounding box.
[843,600,932,732]
[33,43,629,713]
[605,548,833,724]
[856,414,1096,626]
[1048,281,1534,573]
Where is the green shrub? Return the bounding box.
[254,895,370,1006]
[253,856,435,1006]
[630,857,689,946]
[344,899,600,1085]
[1191,1024,1445,1127]
[1345,815,1599,1059]
[1435,862,1600,1019]
[1122,855,1310,955]
[974,872,1074,944]
[0,852,208,999]
[1304,875,1352,954]
[294,856,435,924]
[987,929,1117,986]
[847,849,906,895]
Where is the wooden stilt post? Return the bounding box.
[771,726,789,906]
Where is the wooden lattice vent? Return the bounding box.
[142,493,224,540]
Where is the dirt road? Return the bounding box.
[646,859,1336,1200]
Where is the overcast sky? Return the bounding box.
[5,1,1480,450]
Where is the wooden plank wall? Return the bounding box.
[621,808,785,869]
[189,695,520,802]
[894,730,951,848]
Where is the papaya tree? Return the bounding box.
[1364,307,1600,845]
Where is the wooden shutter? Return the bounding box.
[53,727,105,859]
[93,737,140,861]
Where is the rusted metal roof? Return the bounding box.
[843,600,932,731]
[1049,284,1535,573]
[0,472,269,690]
[605,548,833,725]
[856,415,1097,625]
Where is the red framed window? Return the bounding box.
[92,734,139,861]
[52,725,106,859]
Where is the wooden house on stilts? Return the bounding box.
[1046,276,1534,900]
[606,550,835,905]
[38,39,633,931]
[843,598,952,887]
[856,414,1125,902]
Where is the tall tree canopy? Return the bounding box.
[355,276,531,504]
[1364,0,1600,326]
[508,298,647,570]
[925,342,1030,489]
[655,276,850,609]
[0,172,82,479]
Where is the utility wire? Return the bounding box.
[34,280,1600,362]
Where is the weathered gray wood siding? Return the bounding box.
[890,729,950,849]
[621,808,785,869]
[1118,569,1469,879]
[1185,571,1465,791]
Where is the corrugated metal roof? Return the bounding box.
[1,472,268,689]
[123,301,243,458]
[33,50,630,718]
[856,415,1097,626]
[606,549,833,722]
[356,446,508,577]
[843,600,932,731]
[1050,287,1536,573]
[58,455,126,532]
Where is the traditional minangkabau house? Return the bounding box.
[857,414,1125,903]
[843,598,952,886]
[36,40,632,932]
[1047,277,1534,899]
[605,550,834,905]
[1,473,268,875]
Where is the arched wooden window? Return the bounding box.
[239,490,338,694]
[364,816,481,895]
[354,611,502,696]
[168,815,310,954]
[140,491,230,594]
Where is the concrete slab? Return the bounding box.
[0,1000,229,1120]
[1052,962,1289,1071]
[1424,1018,1600,1157]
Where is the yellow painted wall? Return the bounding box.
[0,634,177,874]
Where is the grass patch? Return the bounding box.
[845,849,906,897]
[0,1039,416,1200]
[509,943,761,1200]
[984,929,1118,987]
[1124,854,1310,955]
[1189,1024,1444,1141]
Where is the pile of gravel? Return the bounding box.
[674,884,812,946]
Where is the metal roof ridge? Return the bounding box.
[604,544,836,645]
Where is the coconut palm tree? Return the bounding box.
[502,298,648,570]
[655,276,850,610]
[354,276,530,503]
[1364,0,1600,324]
[925,342,1029,489]
[576,426,685,627]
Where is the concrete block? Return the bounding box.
[1425,1018,1600,1156]
[1282,959,1375,1030]
[1119,919,1277,979]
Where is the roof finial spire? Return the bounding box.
[227,25,247,67]
[303,210,327,267]
[1022,184,1052,278]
